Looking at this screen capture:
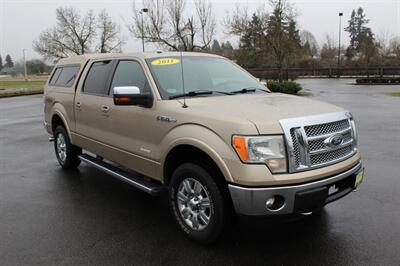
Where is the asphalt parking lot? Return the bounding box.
[0,79,399,265]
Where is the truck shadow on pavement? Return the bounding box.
[49,164,351,264]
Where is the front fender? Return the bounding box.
[159,124,236,183]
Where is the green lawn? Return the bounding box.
[387,92,400,97]
[0,80,47,97]
[0,80,46,89]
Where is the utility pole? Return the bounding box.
[139,8,149,52]
[23,49,28,81]
[337,12,343,78]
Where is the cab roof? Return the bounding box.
[56,51,222,66]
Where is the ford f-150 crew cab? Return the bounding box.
[44,52,364,243]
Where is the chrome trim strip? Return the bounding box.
[228,161,362,216]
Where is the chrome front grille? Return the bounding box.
[290,128,301,167]
[304,119,350,137]
[310,145,354,166]
[280,112,357,173]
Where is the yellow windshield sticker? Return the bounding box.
[151,58,180,66]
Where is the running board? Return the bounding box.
[78,154,165,195]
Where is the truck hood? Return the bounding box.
[183,93,344,134]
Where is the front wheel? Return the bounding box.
[169,163,229,244]
[53,126,81,169]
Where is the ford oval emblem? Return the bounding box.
[324,134,343,148]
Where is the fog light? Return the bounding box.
[265,195,286,211]
[266,197,275,208]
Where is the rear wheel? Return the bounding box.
[169,163,229,244]
[54,126,81,169]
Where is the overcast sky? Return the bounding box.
[0,0,399,62]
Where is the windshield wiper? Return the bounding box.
[169,90,212,99]
[231,87,269,94]
[169,90,232,100]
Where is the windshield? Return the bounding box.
[146,56,266,99]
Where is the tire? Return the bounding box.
[169,163,230,244]
[53,126,81,169]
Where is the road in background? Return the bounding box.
[0,79,399,265]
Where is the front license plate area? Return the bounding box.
[354,168,364,188]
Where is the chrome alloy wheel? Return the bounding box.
[176,178,212,231]
[56,133,67,163]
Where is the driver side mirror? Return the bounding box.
[113,86,153,108]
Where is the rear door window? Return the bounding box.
[55,66,80,87]
[83,61,114,95]
[49,68,62,85]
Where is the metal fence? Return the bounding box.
[246,66,400,79]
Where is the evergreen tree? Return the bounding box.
[5,54,14,68]
[0,55,3,71]
[211,40,221,51]
[266,0,300,80]
[235,13,266,66]
[239,14,265,50]
[288,19,301,48]
[345,7,374,60]
[224,41,233,50]
[346,10,357,50]
[357,31,378,65]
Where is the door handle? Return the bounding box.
[101,105,110,113]
[76,102,81,108]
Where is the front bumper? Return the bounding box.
[228,161,364,216]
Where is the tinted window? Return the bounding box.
[83,61,114,95]
[49,68,62,85]
[55,66,80,87]
[110,61,147,93]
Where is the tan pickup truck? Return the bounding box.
[44,52,364,243]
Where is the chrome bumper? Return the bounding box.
[228,162,363,216]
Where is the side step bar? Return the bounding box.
[78,154,165,196]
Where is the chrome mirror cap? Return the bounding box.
[113,86,140,95]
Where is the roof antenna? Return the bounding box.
[179,48,188,108]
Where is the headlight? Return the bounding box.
[232,135,287,173]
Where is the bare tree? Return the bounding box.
[97,10,125,53]
[300,30,319,57]
[376,31,392,58]
[320,34,337,67]
[225,4,269,66]
[225,4,268,36]
[226,0,302,78]
[34,7,96,61]
[128,0,216,51]
[390,37,400,58]
[34,7,124,61]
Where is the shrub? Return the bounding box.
[266,80,302,95]
[0,67,16,76]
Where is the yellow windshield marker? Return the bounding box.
[151,58,180,66]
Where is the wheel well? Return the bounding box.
[51,114,65,134]
[163,145,227,187]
